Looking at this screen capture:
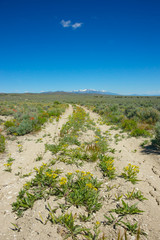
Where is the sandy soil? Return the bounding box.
[0,105,160,240]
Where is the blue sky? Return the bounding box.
[0,0,160,94]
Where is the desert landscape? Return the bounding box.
[1,0,160,239]
[0,93,160,240]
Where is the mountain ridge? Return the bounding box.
[71,89,119,95]
[39,89,160,96]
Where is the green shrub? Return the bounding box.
[140,108,160,124]
[59,171,102,213]
[152,122,160,149]
[12,164,61,216]
[7,120,33,135]
[61,135,80,146]
[130,128,150,137]
[124,106,138,119]
[121,119,137,131]
[45,143,64,154]
[37,115,48,125]
[48,109,61,117]
[107,114,123,124]
[4,120,15,128]
[99,155,116,179]
[121,164,139,184]
[0,134,5,152]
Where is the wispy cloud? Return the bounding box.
[60,20,71,28]
[72,22,83,29]
[60,19,83,29]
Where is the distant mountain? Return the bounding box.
[39,90,160,96]
[40,91,66,94]
[71,89,119,95]
[129,94,160,97]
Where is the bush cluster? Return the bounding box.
[93,102,160,136]
[3,102,67,136]
[152,122,160,149]
[0,134,5,152]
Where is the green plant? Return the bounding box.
[120,221,147,236]
[4,156,15,172]
[92,133,109,154]
[4,162,13,172]
[121,164,139,184]
[110,200,144,216]
[61,135,80,146]
[8,119,33,135]
[117,230,128,240]
[79,213,92,222]
[116,227,143,240]
[104,213,123,227]
[84,221,107,240]
[106,184,118,192]
[120,221,138,235]
[3,101,67,136]
[58,171,102,213]
[59,107,95,147]
[45,143,64,154]
[121,119,137,131]
[125,189,147,201]
[109,148,116,154]
[60,107,87,137]
[4,120,15,128]
[0,134,5,153]
[58,203,71,213]
[60,213,88,240]
[12,190,37,216]
[12,164,61,216]
[130,128,150,137]
[46,203,59,224]
[114,193,123,201]
[152,121,160,149]
[48,158,57,166]
[11,223,21,232]
[132,149,137,153]
[99,155,116,179]
[140,107,159,124]
[36,138,43,143]
[114,134,121,143]
[47,206,89,240]
[35,153,43,161]
[20,172,32,178]
[56,146,98,166]
[140,140,149,147]
[17,144,23,152]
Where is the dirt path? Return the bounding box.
[0,105,160,240]
[0,105,73,240]
[85,107,160,240]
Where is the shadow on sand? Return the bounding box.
[141,144,160,155]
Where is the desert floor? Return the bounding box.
[0,105,160,240]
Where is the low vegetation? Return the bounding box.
[1,100,67,136]
[0,134,5,152]
[152,121,160,149]
[1,93,158,239]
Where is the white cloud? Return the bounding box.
[60,20,71,28]
[72,22,83,29]
[60,20,83,29]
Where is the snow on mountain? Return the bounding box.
[71,89,118,95]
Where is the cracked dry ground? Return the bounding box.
[0,105,160,240]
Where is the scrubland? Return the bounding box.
[0,93,160,240]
